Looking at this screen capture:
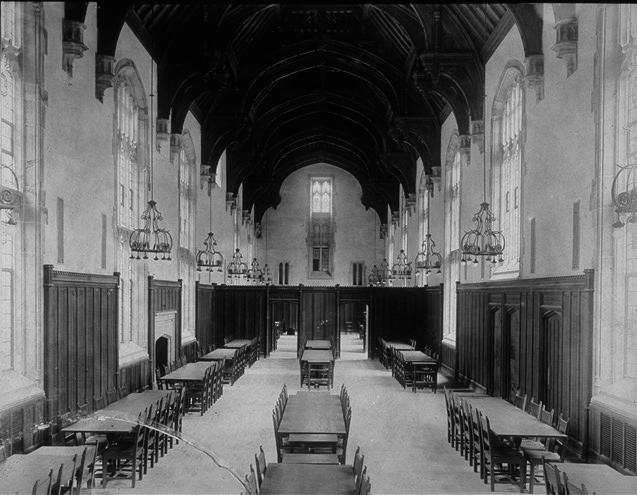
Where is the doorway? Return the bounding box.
[155,336,169,371]
[339,301,367,359]
[271,300,299,358]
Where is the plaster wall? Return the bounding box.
[259,163,383,286]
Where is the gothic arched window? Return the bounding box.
[113,60,147,350]
[492,64,525,276]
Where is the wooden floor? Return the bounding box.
[97,334,539,494]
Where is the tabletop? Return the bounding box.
[559,462,637,494]
[300,349,334,363]
[258,463,357,494]
[224,339,254,348]
[101,390,171,415]
[61,416,137,434]
[305,340,332,350]
[382,340,415,350]
[278,392,346,435]
[160,362,213,380]
[199,348,237,361]
[462,396,566,438]
[0,447,86,494]
[399,350,438,364]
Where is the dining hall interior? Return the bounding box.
[1,2,637,494]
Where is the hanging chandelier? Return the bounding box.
[129,9,172,261]
[414,180,442,275]
[246,257,263,283]
[415,235,442,274]
[227,248,248,280]
[262,263,272,285]
[391,249,413,285]
[460,87,505,266]
[196,185,224,271]
[196,232,223,271]
[368,258,391,286]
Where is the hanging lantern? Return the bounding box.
[246,257,263,283]
[391,249,413,285]
[196,232,224,271]
[227,248,248,280]
[414,234,442,274]
[460,202,505,266]
[129,200,173,260]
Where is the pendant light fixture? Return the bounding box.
[196,184,224,271]
[246,257,263,283]
[227,248,248,281]
[611,128,637,228]
[414,178,442,275]
[460,9,505,267]
[129,5,172,261]
[391,249,413,286]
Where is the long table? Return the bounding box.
[0,445,94,494]
[278,392,346,436]
[462,396,566,440]
[398,350,439,393]
[559,462,637,494]
[62,390,172,435]
[259,463,357,495]
[299,350,334,388]
[198,349,241,384]
[223,339,253,348]
[305,339,332,350]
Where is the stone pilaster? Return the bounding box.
[459,134,471,167]
[471,120,485,155]
[156,118,169,151]
[169,133,181,165]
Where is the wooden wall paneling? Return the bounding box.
[455,270,594,457]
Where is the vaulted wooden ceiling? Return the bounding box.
[68,2,544,224]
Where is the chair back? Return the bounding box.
[356,465,367,493]
[540,405,555,425]
[272,411,282,458]
[75,447,88,492]
[107,389,119,405]
[353,446,364,479]
[478,411,493,462]
[31,468,53,495]
[542,458,563,495]
[563,472,588,495]
[359,472,371,495]
[93,395,106,411]
[526,397,542,419]
[245,465,258,495]
[155,368,164,390]
[255,445,267,486]
[513,391,528,410]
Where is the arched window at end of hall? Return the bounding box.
[113,59,148,354]
[309,177,333,277]
[443,133,461,343]
[491,63,525,277]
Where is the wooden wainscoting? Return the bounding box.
[369,286,443,359]
[43,265,119,420]
[456,270,594,456]
[195,282,216,351]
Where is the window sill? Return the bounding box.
[119,341,149,368]
[308,272,333,280]
[0,371,45,411]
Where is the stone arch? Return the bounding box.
[113,58,148,113]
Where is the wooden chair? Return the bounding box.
[31,468,53,495]
[100,424,145,488]
[478,411,526,492]
[539,405,555,426]
[307,361,333,390]
[173,387,187,443]
[155,368,164,390]
[542,458,563,495]
[272,410,290,463]
[526,397,542,419]
[106,389,119,405]
[359,472,371,495]
[73,447,88,493]
[245,465,258,495]
[213,360,224,402]
[355,465,367,494]
[255,445,267,487]
[443,388,456,447]
[470,405,484,478]
[413,362,439,393]
[522,414,570,493]
[513,391,528,411]
[563,471,589,495]
[353,446,364,481]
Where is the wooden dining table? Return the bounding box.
[278,392,346,436]
[100,390,171,415]
[559,462,637,494]
[199,348,237,361]
[0,445,92,494]
[382,340,415,350]
[399,350,439,393]
[462,396,567,440]
[258,463,357,494]
[223,339,253,349]
[305,339,332,350]
[300,349,334,363]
